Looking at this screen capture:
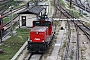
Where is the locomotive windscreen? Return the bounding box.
[33,21,41,26]
[42,21,51,26]
[33,21,51,26]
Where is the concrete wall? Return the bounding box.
[26,14,36,27]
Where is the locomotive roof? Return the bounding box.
[18,6,44,15]
[38,17,53,22]
[43,18,53,22]
[31,26,47,32]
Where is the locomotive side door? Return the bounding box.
[22,16,26,26]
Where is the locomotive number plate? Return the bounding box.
[34,38,40,40]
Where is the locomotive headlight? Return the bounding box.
[28,38,31,43]
[36,32,39,34]
[30,39,32,42]
[30,40,32,42]
[42,39,45,42]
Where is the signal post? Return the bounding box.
[0,15,2,43]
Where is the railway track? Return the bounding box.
[54,0,90,60]
[0,4,10,14]
[4,15,19,32]
[55,0,90,41]
[0,5,26,41]
[66,20,80,60]
[0,15,19,42]
[0,0,11,5]
[2,5,26,18]
[3,5,26,32]
[0,0,21,15]
[66,0,90,13]
[27,53,43,60]
[73,20,90,40]
[54,0,90,59]
[15,0,89,60]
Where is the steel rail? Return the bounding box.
[72,20,90,39]
[54,0,81,60]
[54,0,73,60]
[28,53,43,60]
[28,53,33,60]
[4,15,19,27]
[2,5,26,18]
[0,0,11,5]
[55,0,90,40]
[55,0,90,60]
[64,20,71,60]
[66,0,90,13]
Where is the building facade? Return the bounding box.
[18,6,45,27]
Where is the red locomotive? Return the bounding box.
[27,15,55,53]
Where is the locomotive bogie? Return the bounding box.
[27,42,48,53]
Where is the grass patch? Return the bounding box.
[16,28,30,35]
[53,20,59,26]
[73,11,80,18]
[86,22,90,27]
[70,50,74,59]
[3,17,10,24]
[62,42,66,48]
[59,0,65,7]
[0,28,30,60]
[69,10,80,18]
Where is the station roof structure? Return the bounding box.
[18,6,44,15]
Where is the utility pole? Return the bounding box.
[59,0,62,18]
[70,0,72,8]
[16,0,18,6]
[9,6,13,36]
[84,0,87,11]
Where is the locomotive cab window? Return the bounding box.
[42,21,51,26]
[33,21,41,26]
